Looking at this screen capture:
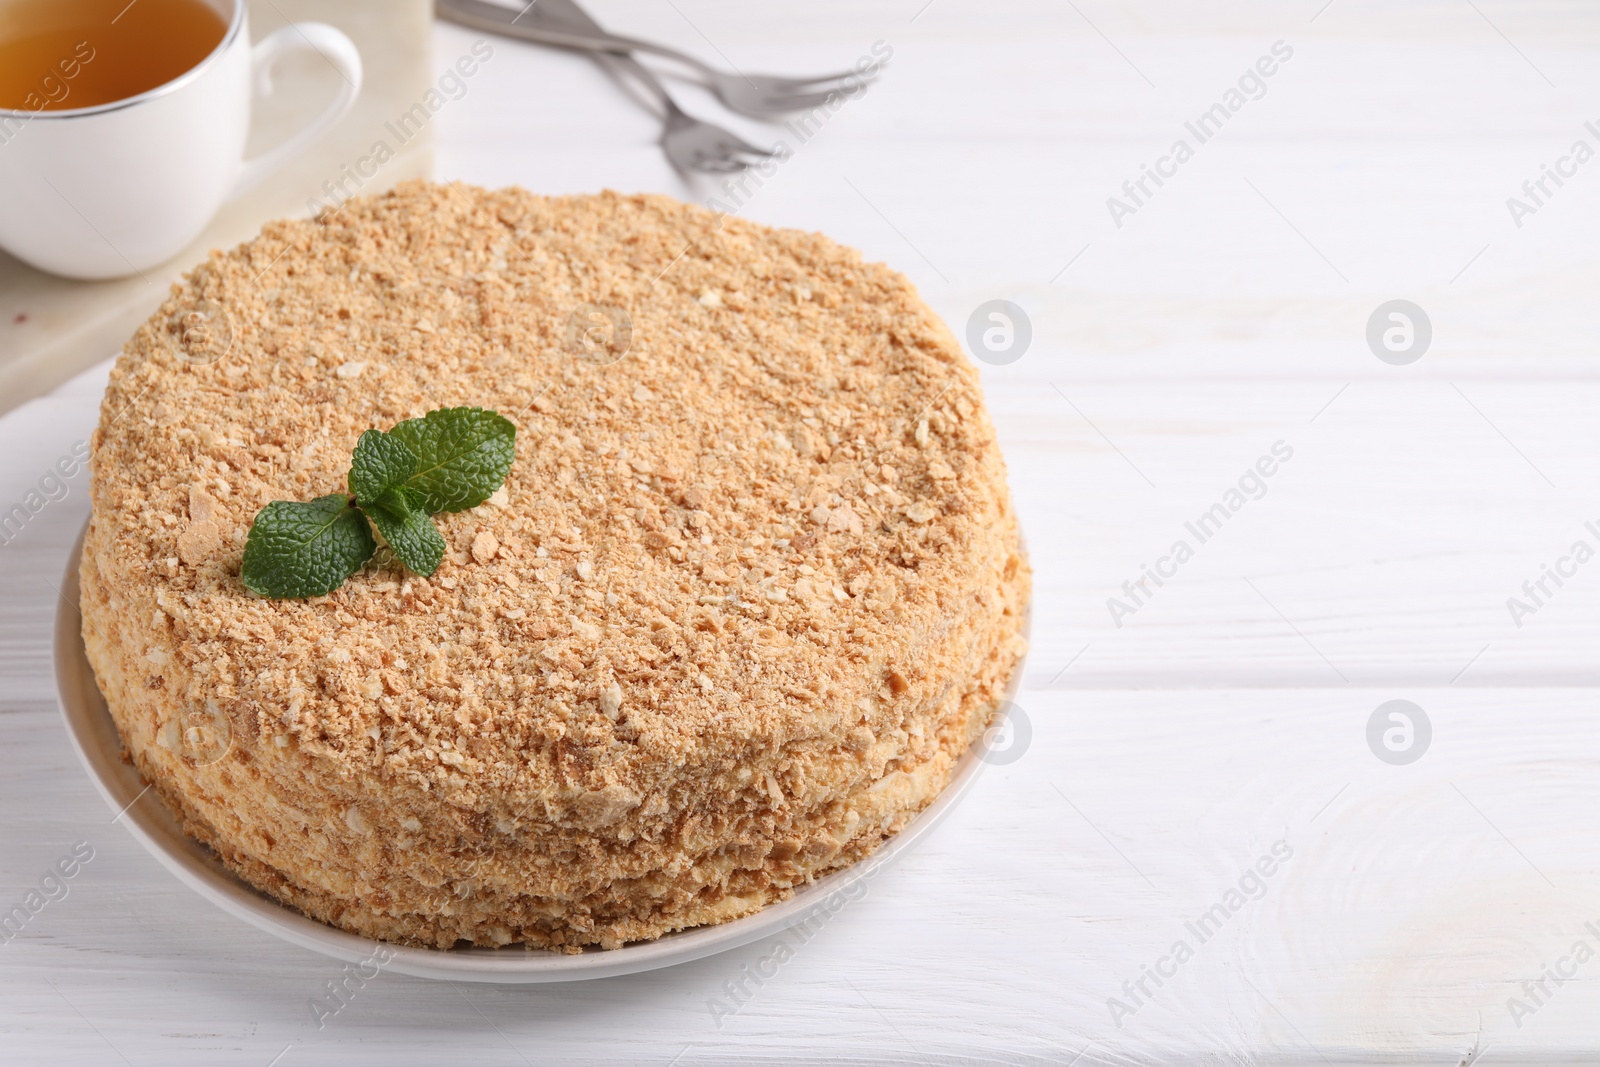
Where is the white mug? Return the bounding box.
[0,0,362,280]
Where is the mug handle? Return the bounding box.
[230,23,363,199]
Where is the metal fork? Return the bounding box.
[436,0,877,118]
[438,0,777,173]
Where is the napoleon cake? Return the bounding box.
[79,180,1030,950]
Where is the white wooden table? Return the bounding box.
[5,1,1600,1063]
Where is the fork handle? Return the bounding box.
[435,0,715,78]
[525,0,675,114]
[592,49,680,118]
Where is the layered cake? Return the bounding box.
[80,181,1029,949]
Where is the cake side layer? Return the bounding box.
[82,503,1026,948]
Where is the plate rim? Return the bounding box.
[54,521,1025,982]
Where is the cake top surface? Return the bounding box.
[89,181,1012,806]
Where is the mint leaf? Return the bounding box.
[241,495,375,598]
[348,428,419,503]
[388,407,516,513]
[361,488,445,577]
[241,406,516,598]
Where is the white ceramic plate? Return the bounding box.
[54,524,1025,982]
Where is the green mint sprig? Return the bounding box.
[241,407,515,599]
